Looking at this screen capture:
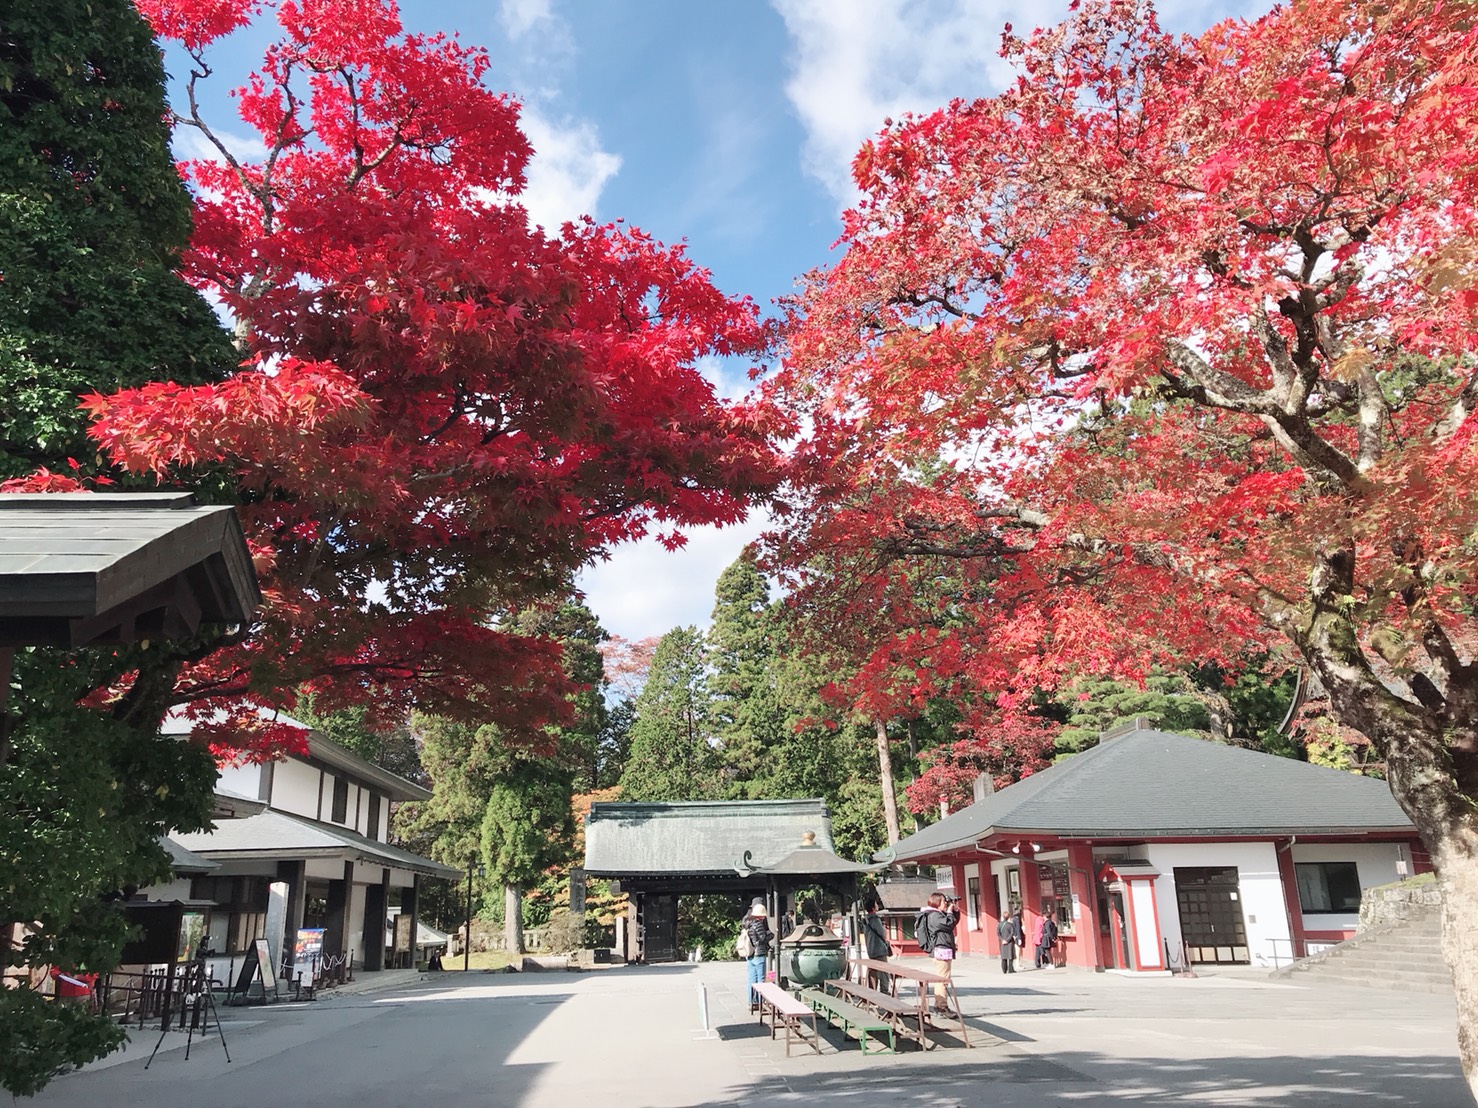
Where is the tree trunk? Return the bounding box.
[503,883,524,955]
[1292,547,1478,1100]
[874,718,901,845]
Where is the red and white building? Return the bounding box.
[881,726,1426,972]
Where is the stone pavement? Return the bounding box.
[27,954,1469,1107]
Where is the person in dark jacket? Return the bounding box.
[917,892,961,1016]
[1035,909,1060,968]
[862,899,891,988]
[742,900,771,1009]
[996,911,1020,973]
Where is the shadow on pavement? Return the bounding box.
[681,1050,1468,1107]
[27,992,562,1108]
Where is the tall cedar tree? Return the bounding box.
[767,1,1478,1090]
[707,550,781,792]
[0,0,234,480]
[619,627,719,802]
[0,0,232,1093]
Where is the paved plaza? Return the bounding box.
[29,956,1467,1107]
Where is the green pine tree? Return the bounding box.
[0,0,234,480]
[0,2,237,1093]
[618,626,719,801]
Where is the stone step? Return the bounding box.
[1298,970,1453,994]
[1291,958,1453,983]
[1300,953,1449,974]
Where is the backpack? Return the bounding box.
[736,925,754,958]
[914,910,935,953]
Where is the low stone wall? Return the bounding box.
[1358,874,1440,932]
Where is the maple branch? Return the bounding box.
[1160,341,1274,412]
[1433,371,1478,441]
[340,67,405,189]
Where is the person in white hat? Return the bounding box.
[739,900,772,1010]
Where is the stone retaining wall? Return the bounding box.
[1358,875,1440,931]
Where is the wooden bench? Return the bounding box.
[799,988,895,1054]
[825,979,932,1048]
[752,981,820,1057]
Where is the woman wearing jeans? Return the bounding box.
[741,901,771,1009]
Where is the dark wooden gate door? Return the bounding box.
[641,894,679,963]
[1173,866,1249,964]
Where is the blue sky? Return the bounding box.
[165,0,1261,645]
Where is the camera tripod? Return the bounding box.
[144,957,232,1069]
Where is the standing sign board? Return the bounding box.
[294,928,325,962]
[232,937,279,1001]
[254,938,277,990]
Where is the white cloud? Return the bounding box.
[772,0,1019,208]
[499,0,555,40]
[773,0,1265,209]
[577,511,770,642]
[516,106,622,231]
[173,125,269,165]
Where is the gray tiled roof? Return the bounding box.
[584,799,834,877]
[0,492,259,646]
[874,878,936,910]
[173,808,461,880]
[161,835,219,874]
[884,728,1415,863]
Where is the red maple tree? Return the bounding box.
[31,0,780,749]
[766,0,1478,1083]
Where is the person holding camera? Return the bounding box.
[915,892,961,1017]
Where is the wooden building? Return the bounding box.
[881,726,1425,972]
[166,710,459,983]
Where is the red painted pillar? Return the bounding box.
[1275,839,1307,961]
[1019,856,1041,962]
[1409,837,1435,876]
[1066,844,1102,970]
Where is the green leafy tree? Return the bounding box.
[481,755,576,952]
[619,627,719,801]
[393,715,494,931]
[1,650,217,1096]
[0,0,234,1093]
[1054,672,1214,756]
[294,698,426,785]
[708,551,781,791]
[0,0,233,480]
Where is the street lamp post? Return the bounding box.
[464,858,485,972]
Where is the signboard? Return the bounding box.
[393,915,413,955]
[569,868,588,915]
[294,928,325,963]
[253,937,277,990]
[230,941,278,998]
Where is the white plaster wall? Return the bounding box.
[354,860,385,884]
[306,858,345,881]
[963,863,981,931]
[271,759,323,820]
[216,762,263,799]
[345,883,363,964]
[1130,881,1161,967]
[1142,841,1292,968]
[143,877,194,901]
[1290,841,1405,933]
[378,801,390,842]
